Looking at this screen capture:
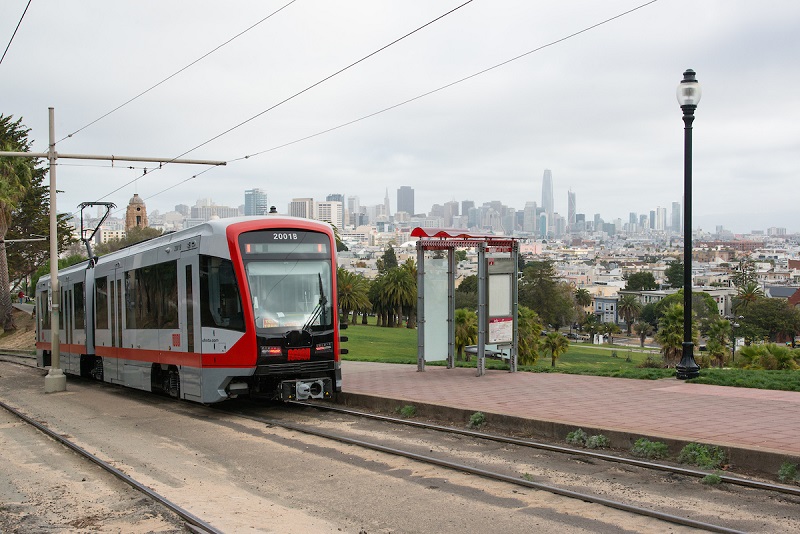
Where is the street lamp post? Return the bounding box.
[676,69,701,380]
[727,315,743,365]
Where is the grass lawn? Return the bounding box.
[342,319,800,391]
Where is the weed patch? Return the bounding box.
[630,438,669,460]
[678,443,726,470]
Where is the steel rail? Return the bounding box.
[220,407,746,534]
[0,399,223,534]
[294,400,800,498]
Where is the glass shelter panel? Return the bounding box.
[422,257,448,362]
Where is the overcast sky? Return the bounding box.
[3,0,799,233]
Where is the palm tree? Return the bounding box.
[369,275,389,327]
[706,318,732,368]
[602,322,621,344]
[336,268,370,325]
[543,331,569,368]
[617,294,642,335]
[454,308,478,361]
[382,267,415,327]
[517,305,542,366]
[633,320,653,348]
[656,303,698,367]
[574,287,592,309]
[733,281,764,314]
[1,115,35,331]
[400,259,418,328]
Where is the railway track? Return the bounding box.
[215,401,796,533]
[0,397,222,534]
[294,400,800,498]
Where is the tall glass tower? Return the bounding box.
[244,188,269,216]
[541,169,554,219]
[397,186,414,215]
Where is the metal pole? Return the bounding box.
[676,70,700,379]
[44,107,66,393]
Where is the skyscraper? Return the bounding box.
[671,201,681,233]
[244,188,269,216]
[567,190,576,230]
[541,169,554,220]
[384,188,391,218]
[288,198,314,218]
[397,186,414,215]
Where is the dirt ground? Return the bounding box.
[0,308,36,352]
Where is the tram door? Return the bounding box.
[61,286,75,372]
[105,267,124,381]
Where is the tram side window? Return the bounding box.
[39,292,51,330]
[125,261,179,330]
[74,282,85,330]
[200,255,244,331]
[95,277,109,329]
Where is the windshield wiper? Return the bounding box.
[302,274,327,333]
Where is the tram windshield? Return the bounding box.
[244,260,333,330]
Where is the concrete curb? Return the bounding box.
[338,391,800,480]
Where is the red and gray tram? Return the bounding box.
[35,216,343,403]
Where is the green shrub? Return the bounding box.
[611,350,618,358]
[586,434,610,449]
[631,438,669,460]
[398,405,416,418]
[638,355,664,368]
[566,428,588,446]
[702,473,722,485]
[778,462,798,484]
[678,443,726,469]
[468,411,486,429]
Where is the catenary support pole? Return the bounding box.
[44,107,65,393]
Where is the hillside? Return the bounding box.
[0,309,36,352]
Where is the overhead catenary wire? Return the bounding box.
[91,0,477,207]
[134,0,660,209]
[0,0,33,67]
[56,0,300,144]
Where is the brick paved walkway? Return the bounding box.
[341,361,800,457]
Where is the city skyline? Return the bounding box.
[4,2,799,234]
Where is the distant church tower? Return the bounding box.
[125,193,149,231]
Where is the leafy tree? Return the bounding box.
[624,271,658,291]
[455,274,478,310]
[1,115,38,330]
[634,320,653,347]
[376,245,398,274]
[454,308,478,361]
[654,290,718,334]
[6,169,75,296]
[518,261,575,329]
[617,294,642,334]
[640,302,659,327]
[455,249,467,262]
[739,297,800,344]
[664,262,684,288]
[517,305,542,366]
[543,331,569,368]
